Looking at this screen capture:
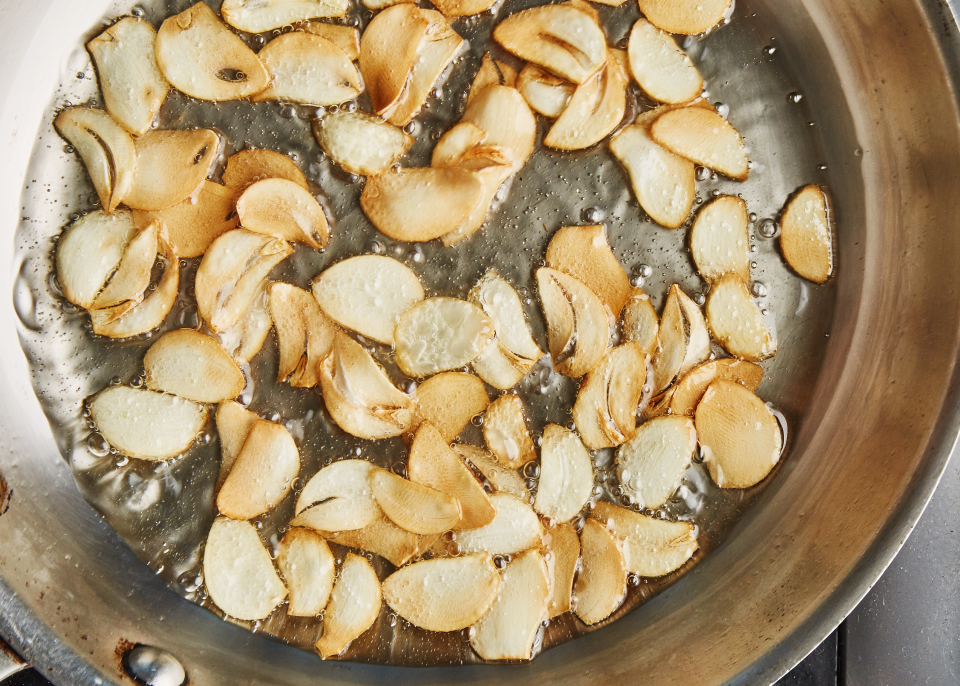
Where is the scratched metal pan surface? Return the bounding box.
[2,0,960,684]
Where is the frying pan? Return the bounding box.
[3,0,960,683]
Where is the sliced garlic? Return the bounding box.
[637,0,732,35]
[573,343,648,449]
[456,493,543,556]
[616,415,697,509]
[394,298,495,377]
[124,128,221,212]
[483,394,536,469]
[323,516,432,567]
[277,528,336,617]
[236,178,329,249]
[221,0,349,33]
[218,292,272,363]
[461,84,537,167]
[303,22,360,62]
[215,400,259,491]
[454,444,529,501]
[253,32,361,106]
[370,467,462,535]
[621,288,659,357]
[267,282,337,388]
[315,110,413,176]
[517,64,575,119]
[627,18,702,104]
[705,273,777,361]
[651,104,749,181]
[413,373,490,443]
[217,419,301,519]
[56,209,139,310]
[468,53,518,106]
[780,185,834,284]
[223,148,308,195]
[534,424,594,523]
[670,358,763,416]
[573,519,626,625]
[86,214,155,312]
[544,54,628,151]
[134,180,238,259]
[293,459,380,531]
[592,501,697,577]
[690,194,750,285]
[545,522,580,618]
[359,4,430,115]
[545,224,631,318]
[314,553,381,658]
[652,284,709,393]
[536,267,609,378]
[144,329,245,403]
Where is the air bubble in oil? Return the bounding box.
[86,433,110,458]
[123,644,186,686]
[788,92,803,104]
[757,218,779,238]
[581,206,604,223]
[751,281,768,298]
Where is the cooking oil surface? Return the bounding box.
[13,0,836,666]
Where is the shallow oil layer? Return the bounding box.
[12,0,836,667]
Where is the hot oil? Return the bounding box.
[12,0,836,668]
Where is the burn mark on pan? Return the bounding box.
[0,471,11,516]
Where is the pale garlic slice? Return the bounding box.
[545,522,580,618]
[690,194,750,285]
[780,185,834,284]
[56,209,139,310]
[483,394,536,469]
[470,549,550,661]
[431,0,499,17]
[217,292,272,363]
[293,459,380,531]
[468,53,518,106]
[651,105,749,181]
[86,17,170,136]
[323,516,433,567]
[591,502,697,577]
[573,343,648,450]
[361,167,484,243]
[517,64,575,119]
[253,33,361,106]
[89,386,206,461]
[394,297,495,377]
[221,0,350,33]
[314,553,381,658]
[669,358,763,416]
[696,380,782,488]
[408,423,496,530]
[456,493,543,556]
[215,400,259,490]
[545,224,631,318]
[315,110,413,176]
[223,148,309,196]
[134,180,238,259]
[413,373,490,442]
[54,107,136,213]
[705,273,777,361]
[382,553,500,632]
[155,3,269,102]
[195,229,293,333]
[303,23,360,62]
[454,444,529,501]
[637,0,732,35]
[573,519,626,625]
[652,284,710,394]
[544,54,628,151]
[469,270,543,391]
[359,4,430,115]
[609,107,696,229]
[203,517,287,621]
[268,282,337,388]
[236,178,329,249]
[493,4,606,85]
[534,424,594,523]
[440,165,515,247]
[217,419,301,519]
[276,528,336,617]
[616,415,697,509]
[124,128,221,212]
[621,288,659,357]
[370,467,462,535]
[144,329,245,403]
[536,267,609,378]
[312,254,424,345]
[318,333,416,440]
[627,18,703,105]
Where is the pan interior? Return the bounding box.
[12,0,839,668]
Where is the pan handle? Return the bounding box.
[0,636,29,682]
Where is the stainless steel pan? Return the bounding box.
[4,0,960,683]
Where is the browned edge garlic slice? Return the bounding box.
[652,284,709,393]
[359,4,430,115]
[650,104,749,181]
[467,53,518,106]
[314,552,381,658]
[779,184,835,284]
[456,493,543,555]
[517,64,575,119]
[573,518,626,625]
[705,272,777,361]
[591,501,697,577]
[483,394,536,469]
[215,399,259,490]
[690,194,750,284]
[221,0,350,34]
[545,224,631,318]
[626,18,702,105]
[268,282,338,388]
[134,180,238,259]
[276,527,336,617]
[369,467,462,535]
[413,373,490,442]
[536,267,610,378]
[293,459,381,531]
[217,419,301,519]
[323,517,432,567]
[236,178,330,249]
[144,328,245,403]
[616,415,697,509]
[223,148,308,195]
[303,22,360,62]
[454,444,529,501]
[534,424,594,522]
[545,522,580,618]
[670,358,763,416]
[55,209,139,310]
[544,53,628,151]
[124,128,221,212]
[637,0,733,35]
[573,343,648,449]
[621,288,659,357]
[253,32,361,106]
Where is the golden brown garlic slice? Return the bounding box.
[370,467,462,535]
[303,23,360,62]
[268,282,337,388]
[454,444,529,501]
[253,33,361,106]
[382,553,500,632]
[616,415,697,509]
[195,229,292,333]
[669,358,763,416]
[89,386,206,461]
[314,110,413,176]
[544,54,628,151]
[517,64,575,118]
[621,288,659,357]
[609,107,696,229]
[651,105,748,181]
[322,516,433,567]
[217,419,301,520]
[134,181,238,259]
[536,267,609,378]
[456,493,543,556]
[217,293,272,363]
[361,167,484,243]
[780,185,834,284]
[545,522,580,618]
[468,53,518,105]
[203,517,288,621]
[124,128,221,212]
[318,333,416,440]
[144,329,245,403]
[223,148,308,195]
[314,553,381,658]
[156,3,269,102]
[591,502,697,577]
[627,18,702,105]
[408,423,496,530]
[545,224,631,318]
[573,519,626,625]
[312,255,424,346]
[534,425,594,523]
[54,107,136,213]
[637,0,732,35]
[461,84,537,167]
[493,4,606,85]
[359,4,430,115]
[468,270,543,390]
[705,273,777,361]
[394,298,495,377]
[276,528,336,617]
[236,178,329,249]
[483,394,536,469]
[652,284,710,394]
[86,18,170,136]
[221,0,350,33]
[293,459,380,531]
[690,195,750,284]
[413,373,490,442]
[573,343,647,450]
[215,400,259,490]
[696,380,782,488]
[470,549,550,661]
